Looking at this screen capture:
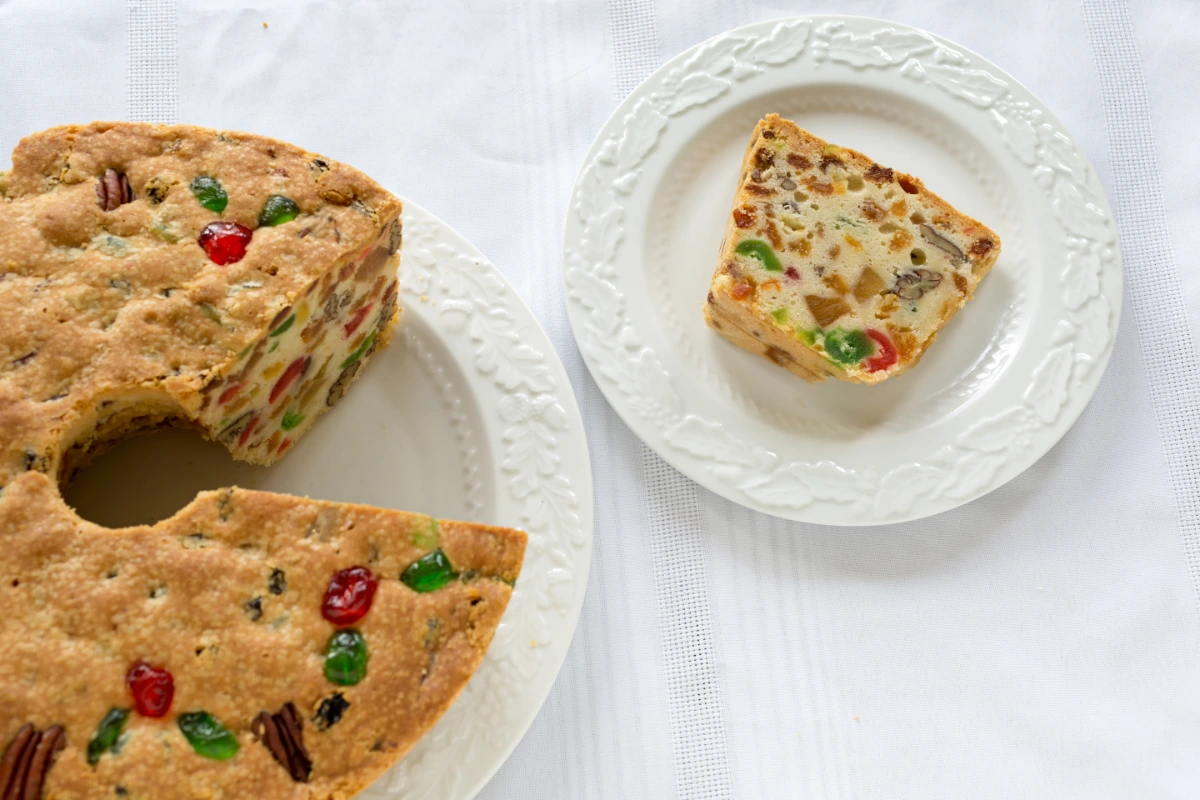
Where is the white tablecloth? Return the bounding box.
[3,0,1198,796]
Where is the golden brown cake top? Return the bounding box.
[0,474,526,799]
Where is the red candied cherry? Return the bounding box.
[322,567,378,626]
[198,221,253,265]
[865,329,898,372]
[127,660,174,717]
[343,302,374,337]
[269,356,310,404]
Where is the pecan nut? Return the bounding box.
[96,169,134,211]
[0,723,65,800]
[252,703,312,783]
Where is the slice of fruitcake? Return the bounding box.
[704,114,1001,384]
[0,474,525,799]
[0,121,402,485]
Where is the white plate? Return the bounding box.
[66,202,593,799]
[562,15,1121,525]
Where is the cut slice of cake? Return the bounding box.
[1,475,525,799]
[704,114,1001,384]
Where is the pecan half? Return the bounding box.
[918,224,966,264]
[893,268,943,300]
[0,724,65,800]
[387,219,402,255]
[252,703,312,783]
[96,169,134,211]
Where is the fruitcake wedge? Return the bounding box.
[704,114,1001,384]
[0,474,526,799]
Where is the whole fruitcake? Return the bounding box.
[704,114,1002,384]
[0,122,527,799]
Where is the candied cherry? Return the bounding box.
[87,708,130,766]
[189,176,228,213]
[324,629,368,686]
[734,238,782,272]
[865,329,898,372]
[127,661,174,717]
[401,549,457,593]
[269,355,310,403]
[822,329,872,365]
[259,195,299,227]
[322,566,378,626]
[198,221,252,265]
[177,711,239,760]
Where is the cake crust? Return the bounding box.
[705,114,1001,384]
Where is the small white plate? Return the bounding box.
[562,15,1121,525]
[67,202,593,799]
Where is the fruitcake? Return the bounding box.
[0,122,528,798]
[0,475,526,799]
[704,114,1001,384]
[0,121,402,482]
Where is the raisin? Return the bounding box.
[268,568,288,595]
[313,693,350,731]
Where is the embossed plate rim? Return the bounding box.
[365,201,593,798]
[561,14,1122,526]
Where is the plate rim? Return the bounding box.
[561,14,1122,526]
[371,200,593,797]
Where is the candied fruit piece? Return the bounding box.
[401,549,457,593]
[322,567,378,626]
[853,267,886,302]
[823,329,872,365]
[804,294,851,328]
[198,222,252,265]
[259,195,299,227]
[324,629,369,686]
[178,712,239,760]
[87,708,129,766]
[734,239,782,272]
[189,176,228,213]
[864,329,898,372]
[127,661,173,718]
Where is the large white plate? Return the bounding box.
[66,202,593,798]
[562,15,1121,525]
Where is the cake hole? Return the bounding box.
[879,222,899,233]
[884,189,895,200]
[847,175,865,192]
[898,176,919,194]
[910,248,927,266]
[810,203,819,211]
[910,211,926,224]
[63,426,265,528]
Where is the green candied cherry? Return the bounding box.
[190,176,228,213]
[280,409,305,431]
[770,308,789,325]
[795,328,819,346]
[401,549,457,593]
[822,329,873,365]
[734,239,782,272]
[324,629,369,686]
[259,194,300,227]
[341,332,377,370]
[270,313,296,337]
[177,711,239,760]
[87,708,130,766]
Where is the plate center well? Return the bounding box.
[645,83,1028,439]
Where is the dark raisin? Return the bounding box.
[310,158,329,172]
[865,163,894,184]
[761,129,775,139]
[245,597,263,621]
[313,693,350,731]
[268,569,287,595]
[754,147,774,168]
[819,153,842,171]
[786,153,812,170]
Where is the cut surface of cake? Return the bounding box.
[0,123,527,798]
[704,114,1001,384]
